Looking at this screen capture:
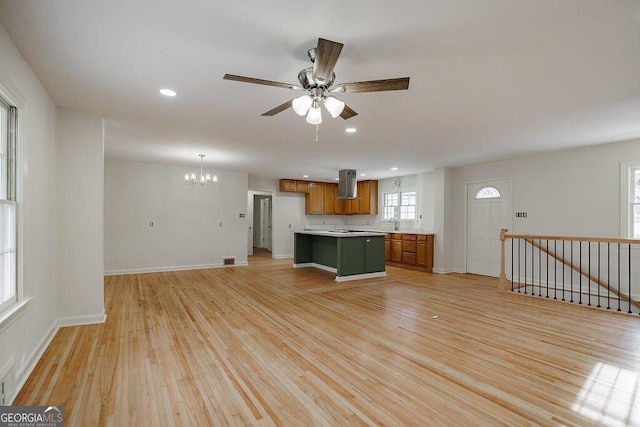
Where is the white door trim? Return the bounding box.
[462,177,512,274]
[248,189,276,258]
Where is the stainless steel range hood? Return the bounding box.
[336,169,358,199]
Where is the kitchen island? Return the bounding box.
[293,230,387,281]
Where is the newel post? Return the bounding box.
[499,228,509,290]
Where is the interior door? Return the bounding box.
[466,180,510,277]
[259,197,272,250]
[247,193,253,256]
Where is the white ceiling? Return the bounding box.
[0,0,639,181]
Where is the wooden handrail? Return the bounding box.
[503,233,640,245]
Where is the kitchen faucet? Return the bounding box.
[391,216,399,231]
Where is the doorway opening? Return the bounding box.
[248,191,273,260]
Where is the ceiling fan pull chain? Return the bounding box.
[315,124,319,142]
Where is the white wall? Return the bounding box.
[433,168,454,273]
[0,22,59,403]
[450,138,640,272]
[56,107,105,322]
[104,159,249,273]
[357,172,436,232]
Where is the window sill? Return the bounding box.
[0,296,32,332]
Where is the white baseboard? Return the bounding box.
[335,271,387,282]
[57,310,106,328]
[11,321,59,404]
[10,310,106,404]
[105,262,248,276]
[433,267,455,274]
[273,254,293,259]
[293,263,338,274]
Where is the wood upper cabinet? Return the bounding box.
[296,181,310,193]
[284,178,378,216]
[306,182,342,215]
[341,180,378,215]
[357,180,378,215]
[279,179,298,192]
[279,179,310,194]
[332,184,343,215]
[343,198,358,215]
[305,182,324,215]
[324,183,336,215]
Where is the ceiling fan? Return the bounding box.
[223,38,410,125]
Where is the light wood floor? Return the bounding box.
[15,258,640,426]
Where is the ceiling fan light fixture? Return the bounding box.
[323,96,345,118]
[306,104,322,124]
[292,95,313,116]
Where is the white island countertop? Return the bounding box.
[294,229,387,238]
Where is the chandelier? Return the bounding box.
[185,154,217,186]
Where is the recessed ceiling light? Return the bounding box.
[335,178,340,181]
[302,174,309,178]
[345,128,357,133]
[160,89,176,97]
[360,173,366,177]
[391,167,398,171]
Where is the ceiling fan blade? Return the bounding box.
[312,38,343,85]
[261,100,293,116]
[223,74,302,90]
[332,77,410,94]
[340,104,358,120]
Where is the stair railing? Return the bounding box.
[499,230,640,314]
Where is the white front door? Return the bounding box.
[466,180,510,277]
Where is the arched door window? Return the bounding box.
[475,186,501,199]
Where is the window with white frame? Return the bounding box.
[0,97,17,313]
[383,190,417,221]
[630,167,640,238]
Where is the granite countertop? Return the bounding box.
[382,230,435,235]
[296,228,435,236]
[294,229,387,237]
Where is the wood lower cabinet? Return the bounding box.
[384,237,391,261]
[416,235,434,269]
[389,233,403,262]
[385,233,434,272]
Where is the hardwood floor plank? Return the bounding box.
[13,259,640,426]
